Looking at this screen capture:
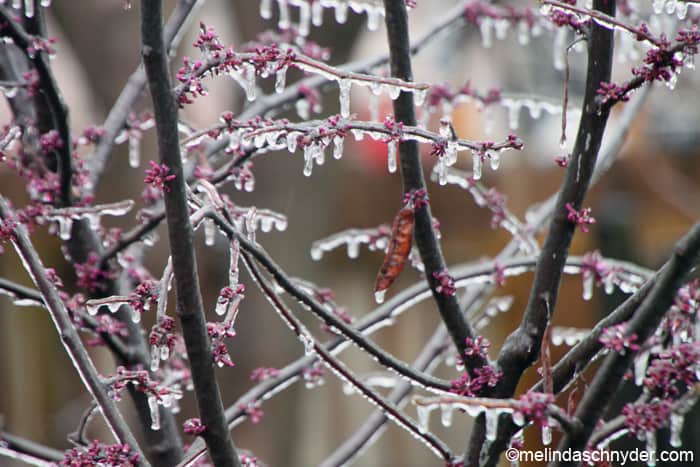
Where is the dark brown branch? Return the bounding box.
[0,6,72,206]
[382,0,481,366]
[140,2,240,466]
[554,221,700,465]
[467,3,616,463]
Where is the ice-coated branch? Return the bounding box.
[383,0,482,366]
[555,221,700,464]
[242,253,454,464]
[0,6,71,206]
[205,207,452,391]
[0,431,64,464]
[87,0,205,192]
[0,197,147,464]
[140,2,240,466]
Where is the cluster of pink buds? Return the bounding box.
[60,440,140,466]
[599,323,640,353]
[74,252,115,293]
[565,203,596,233]
[513,391,555,427]
[183,418,207,436]
[403,188,429,210]
[450,364,502,397]
[250,367,281,382]
[144,160,176,193]
[432,269,456,296]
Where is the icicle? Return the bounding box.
[278,0,291,29]
[494,19,509,40]
[128,135,140,168]
[440,404,453,427]
[339,79,351,118]
[204,218,216,246]
[670,413,684,448]
[507,102,521,130]
[275,66,287,94]
[488,151,500,170]
[676,1,688,19]
[387,85,401,100]
[665,0,677,15]
[334,1,348,23]
[433,157,446,186]
[298,1,311,36]
[634,349,649,386]
[512,411,525,427]
[260,0,272,19]
[296,99,310,120]
[347,239,359,259]
[312,1,323,26]
[685,54,695,70]
[246,208,257,243]
[56,217,73,240]
[485,410,499,442]
[645,431,656,465]
[243,63,257,102]
[24,0,34,18]
[300,332,314,356]
[480,18,493,48]
[416,405,430,433]
[603,273,614,294]
[303,145,314,176]
[374,289,386,304]
[517,20,530,45]
[472,153,483,180]
[151,345,160,372]
[366,6,381,31]
[387,140,397,173]
[333,136,344,160]
[542,424,552,446]
[148,395,161,430]
[582,274,594,301]
[160,345,169,360]
[131,308,142,323]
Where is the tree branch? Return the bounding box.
[554,220,700,465]
[382,0,481,365]
[0,197,147,464]
[140,2,240,466]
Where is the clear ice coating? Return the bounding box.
[582,273,594,301]
[148,394,161,430]
[387,139,397,173]
[670,413,684,448]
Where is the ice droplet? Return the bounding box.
[260,0,272,19]
[416,404,430,433]
[312,1,324,26]
[275,66,287,94]
[440,404,453,427]
[634,349,649,386]
[24,0,35,18]
[278,0,291,29]
[204,218,216,246]
[128,135,140,168]
[582,274,594,301]
[485,409,499,442]
[243,63,257,102]
[339,79,351,118]
[472,153,483,180]
[150,345,160,372]
[148,395,161,431]
[646,431,657,465]
[374,289,386,304]
[310,246,323,261]
[298,1,311,36]
[670,413,684,448]
[542,424,552,446]
[387,140,397,173]
[480,18,493,48]
[334,2,348,23]
[332,136,344,160]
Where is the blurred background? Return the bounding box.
[1,0,700,465]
